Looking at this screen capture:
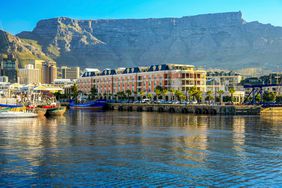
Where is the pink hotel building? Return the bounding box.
[77,64,206,96]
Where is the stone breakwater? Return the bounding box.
[108,103,261,115]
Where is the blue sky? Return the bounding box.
[0,0,282,34]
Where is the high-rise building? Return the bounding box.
[0,54,18,83]
[18,64,41,84]
[60,66,80,80]
[42,61,57,84]
[28,59,45,83]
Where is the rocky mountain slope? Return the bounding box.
[0,30,50,67]
[9,12,282,70]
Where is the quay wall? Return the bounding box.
[261,107,282,115]
[108,103,261,115]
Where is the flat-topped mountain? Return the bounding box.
[11,12,282,70]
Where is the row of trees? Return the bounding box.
[94,85,232,103]
[54,84,236,104]
[245,91,282,103]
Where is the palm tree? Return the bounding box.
[195,90,203,103]
[147,93,153,101]
[217,90,224,105]
[155,88,162,99]
[175,90,184,101]
[169,88,176,100]
[229,88,236,104]
[162,89,168,101]
[205,90,214,104]
[140,90,146,99]
[188,86,197,101]
[117,91,126,100]
[125,89,132,100]
[71,83,78,100]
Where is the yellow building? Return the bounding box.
[28,59,45,83]
[18,64,41,84]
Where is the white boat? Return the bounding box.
[0,111,38,118]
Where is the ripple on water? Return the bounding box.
[0,111,282,187]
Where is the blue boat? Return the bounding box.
[0,104,23,108]
[69,100,107,110]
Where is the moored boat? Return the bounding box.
[0,110,38,118]
[35,108,47,116]
[0,104,23,108]
[45,106,66,116]
[69,100,107,110]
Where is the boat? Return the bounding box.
[0,108,38,118]
[26,105,47,116]
[0,104,23,108]
[45,106,66,116]
[35,108,47,116]
[69,100,107,110]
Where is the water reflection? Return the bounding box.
[0,111,282,187]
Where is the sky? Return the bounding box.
[0,0,282,34]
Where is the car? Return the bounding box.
[190,101,198,104]
[133,100,142,103]
[141,99,150,103]
[171,100,180,104]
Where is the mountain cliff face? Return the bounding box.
[15,12,282,70]
[0,30,50,67]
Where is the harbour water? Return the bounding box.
[1,111,282,187]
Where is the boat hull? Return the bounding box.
[35,108,47,116]
[70,106,104,110]
[0,112,38,118]
[69,101,106,110]
[46,107,66,116]
[0,104,23,108]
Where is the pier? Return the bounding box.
[108,103,261,115]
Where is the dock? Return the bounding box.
[108,103,261,115]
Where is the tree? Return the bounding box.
[147,93,153,100]
[263,91,276,102]
[162,89,168,100]
[125,89,132,100]
[117,91,126,100]
[90,86,98,100]
[175,90,184,101]
[205,91,214,104]
[54,91,62,100]
[228,87,236,104]
[195,90,203,102]
[217,90,224,104]
[140,90,146,99]
[188,86,202,102]
[169,88,176,100]
[276,95,282,104]
[155,88,162,99]
[155,85,164,92]
[71,83,78,100]
[188,86,197,101]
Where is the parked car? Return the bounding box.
[190,100,198,104]
[141,99,150,103]
[133,100,142,103]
